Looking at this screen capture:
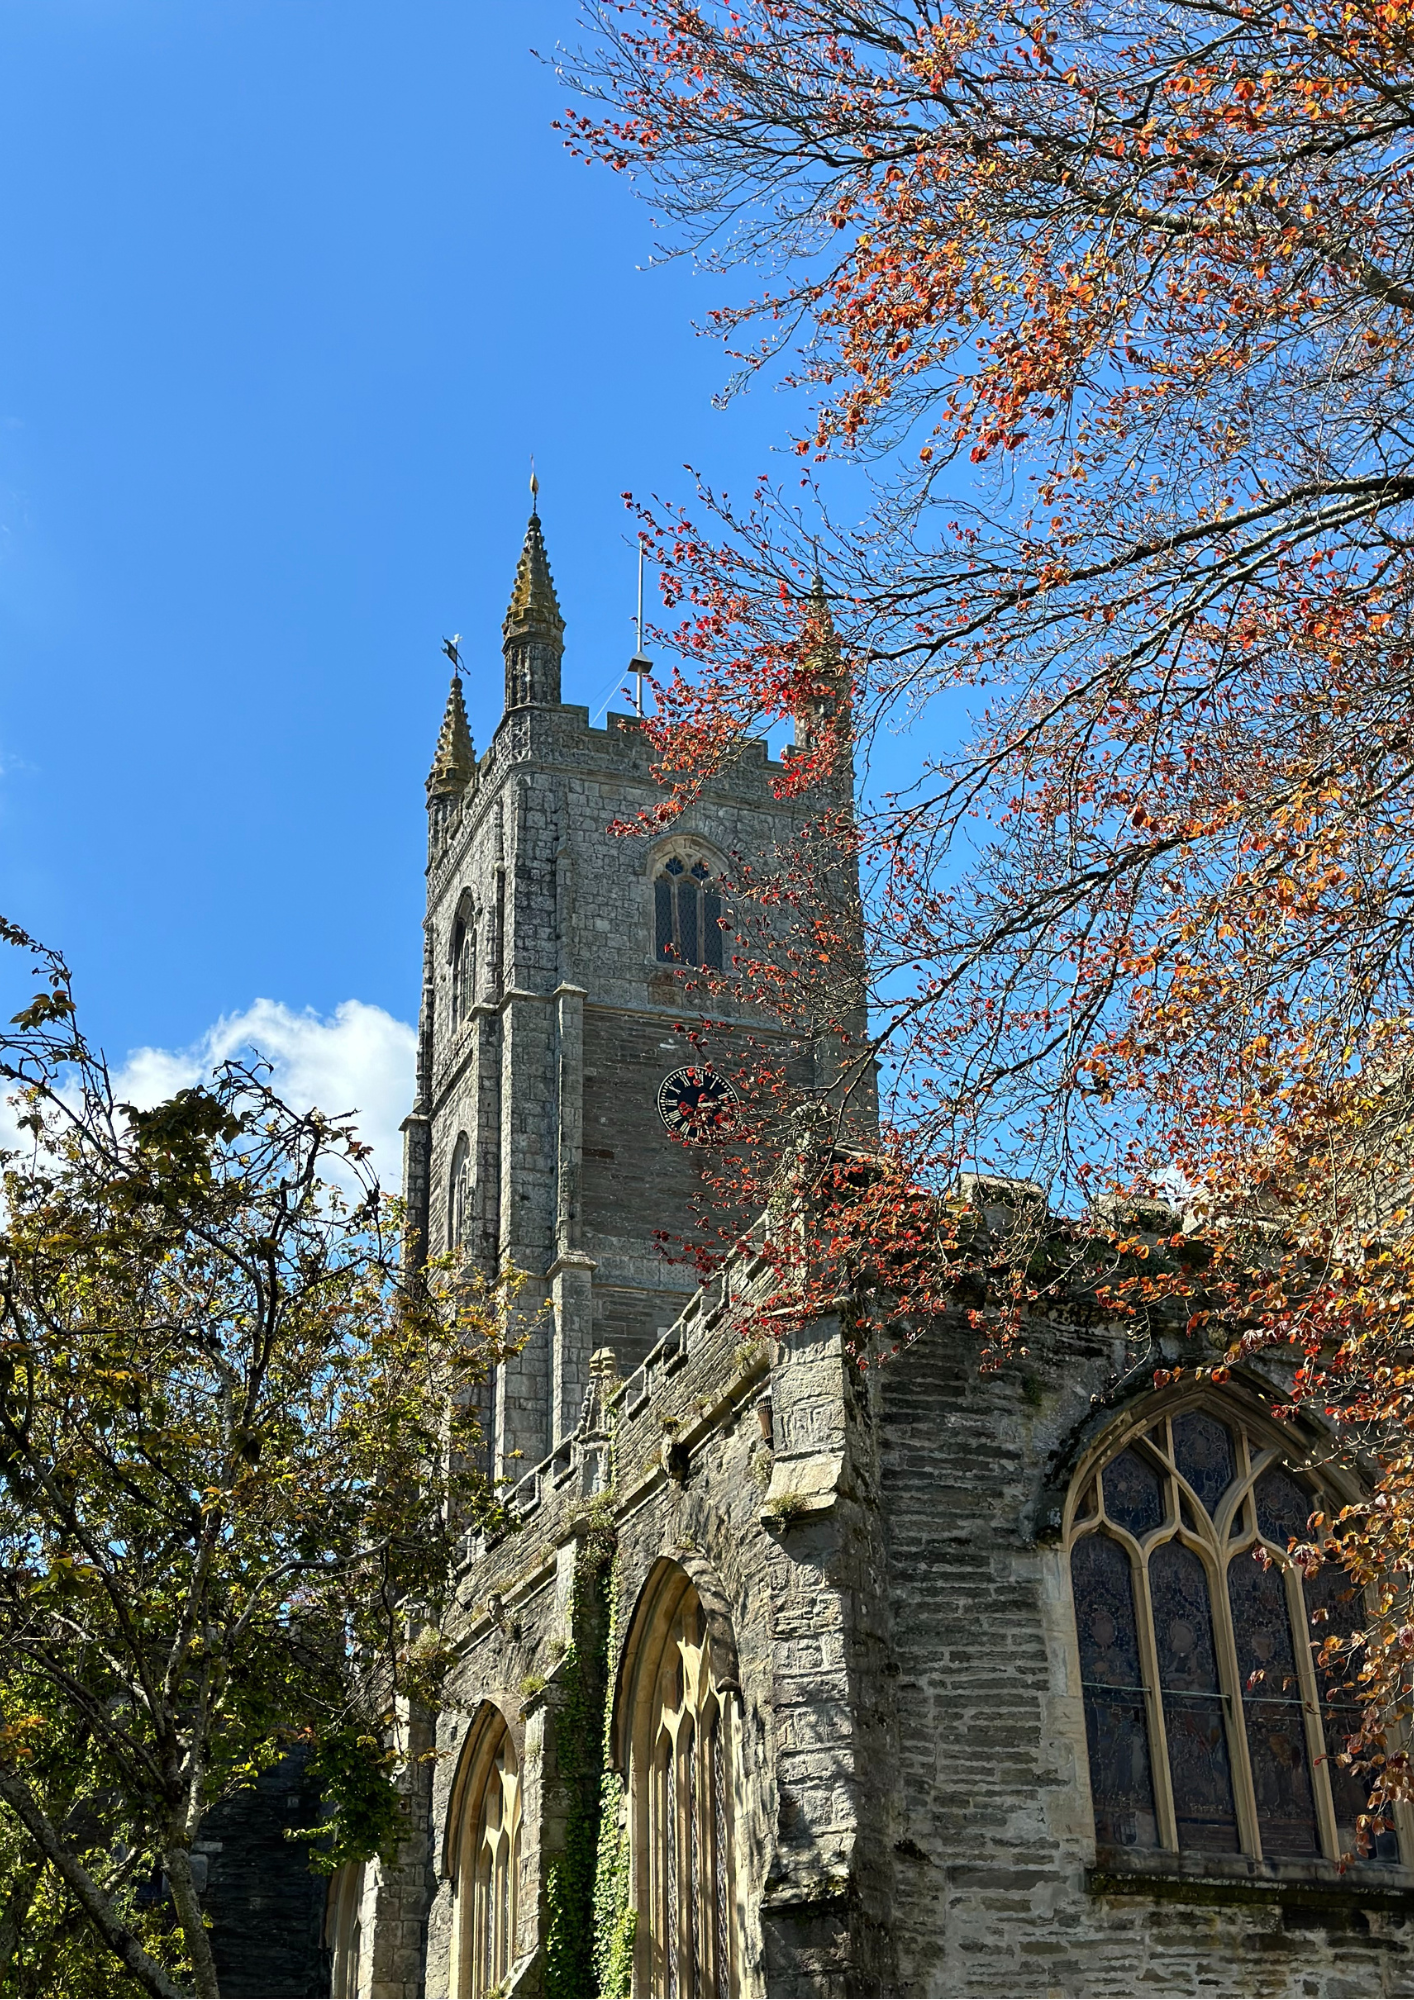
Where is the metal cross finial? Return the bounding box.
[529,457,539,516]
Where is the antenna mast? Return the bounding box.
[635,541,645,717]
[626,537,654,720]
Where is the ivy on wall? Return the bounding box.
[543,1510,616,1999]
[591,1536,635,2000]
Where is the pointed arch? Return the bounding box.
[1066,1389,1402,1867]
[449,1133,472,1254]
[613,1557,742,1998]
[445,1701,522,2000]
[449,891,478,1025]
[648,836,730,973]
[325,1862,364,1998]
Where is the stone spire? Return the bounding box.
[502,480,565,711]
[427,669,476,800]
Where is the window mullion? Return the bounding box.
[697,1712,715,1999]
[1212,1527,1262,1858]
[1286,1559,1341,1862]
[1132,1542,1179,1851]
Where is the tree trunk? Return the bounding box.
[164,1841,222,1998]
[0,1764,182,1999]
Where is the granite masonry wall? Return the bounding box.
[876,1307,1414,1999]
[342,1223,1414,1999]
[415,699,820,1477]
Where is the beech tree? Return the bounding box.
[0,922,515,1996]
[565,1,1414,1833]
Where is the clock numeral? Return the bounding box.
[656,1065,739,1144]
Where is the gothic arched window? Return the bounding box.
[447,1705,522,2000]
[617,1561,740,1998]
[449,1134,472,1253]
[325,1862,364,1999]
[655,857,725,971]
[1068,1401,1400,1866]
[451,905,476,1025]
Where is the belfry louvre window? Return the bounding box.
[1069,1402,1400,1866]
[655,857,725,971]
[447,1706,521,1999]
[620,1562,740,1998]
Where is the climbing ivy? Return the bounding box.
[591,1768,635,1999]
[591,1501,634,2000]
[543,1510,616,1999]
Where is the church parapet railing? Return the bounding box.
[461,1232,778,1568]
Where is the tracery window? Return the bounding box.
[618,1561,740,1998]
[447,1705,522,2000]
[449,1134,472,1253]
[1068,1401,1400,1866]
[655,857,725,972]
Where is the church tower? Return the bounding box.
[401,497,824,1477]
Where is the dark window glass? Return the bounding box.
[656,876,676,960]
[1228,1554,1321,1856]
[1172,1412,1235,1514]
[656,856,724,970]
[1306,1563,1399,1862]
[1257,1467,1313,1552]
[703,887,723,970]
[1150,1542,1240,1850]
[449,1136,471,1251]
[679,878,699,968]
[1104,1449,1165,1537]
[1071,1535,1159,1849]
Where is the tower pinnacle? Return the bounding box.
[794,568,851,772]
[503,505,565,710]
[503,510,564,642]
[427,666,476,799]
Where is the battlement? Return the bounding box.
[463,1227,779,1568]
[428,699,791,888]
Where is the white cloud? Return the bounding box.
[112,999,418,1189]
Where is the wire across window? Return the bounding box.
[655,858,724,971]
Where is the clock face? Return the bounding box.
[656,1065,739,1144]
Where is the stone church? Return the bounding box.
[221,505,1414,1997]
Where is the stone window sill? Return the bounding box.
[1090,1848,1414,1918]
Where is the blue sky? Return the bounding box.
[0,1,804,1170]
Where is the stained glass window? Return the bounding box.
[448,1707,522,1999]
[1070,1535,1158,1850]
[1069,1404,1401,1869]
[1151,1541,1240,1851]
[654,856,726,971]
[620,1564,740,1998]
